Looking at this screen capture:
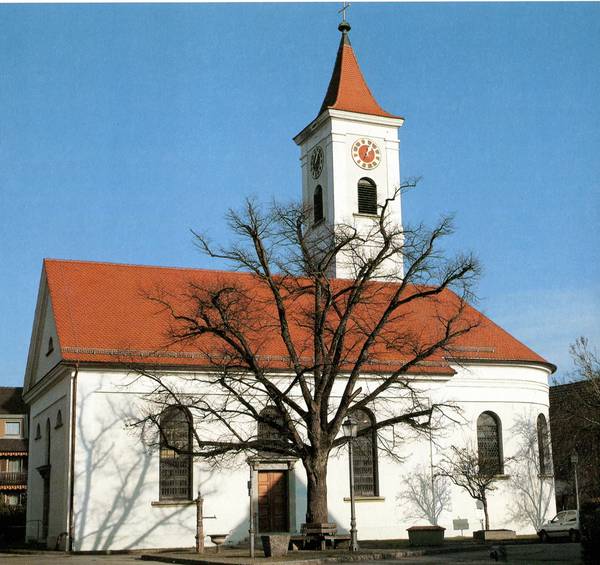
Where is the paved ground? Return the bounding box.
[343,543,582,565]
[0,554,142,565]
[0,543,583,565]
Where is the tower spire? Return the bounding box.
[317,17,399,119]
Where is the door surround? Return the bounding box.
[248,457,297,536]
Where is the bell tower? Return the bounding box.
[293,19,405,280]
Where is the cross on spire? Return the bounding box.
[338,2,351,23]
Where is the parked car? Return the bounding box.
[537,510,579,542]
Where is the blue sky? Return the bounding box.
[1,3,598,387]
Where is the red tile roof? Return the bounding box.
[319,26,400,119]
[42,259,553,376]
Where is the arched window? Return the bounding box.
[35,423,41,440]
[537,414,551,475]
[313,185,324,223]
[159,407,193,500]
[55,410,63,429]
[349,408,379,496]
[257,406,284,455]
[477,411,503,475]
[45,419,51,466]
[357,178,377,215]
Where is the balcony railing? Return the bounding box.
[0,471,28,486]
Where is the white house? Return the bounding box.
[23,20,556,552]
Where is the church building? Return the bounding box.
[23,20,555,552]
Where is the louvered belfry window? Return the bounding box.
[159,407,193,500]
[313,185,324,223]
[349,409,378,496]
[537,413,552,475]
[477,411,503,475]
[357,178,377,215]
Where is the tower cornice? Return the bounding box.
[293,109,404,146]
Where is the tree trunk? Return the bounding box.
[304,455,329,524]
[482,497,490,531]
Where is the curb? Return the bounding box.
[139,544,495,565]
[140,550,425,565]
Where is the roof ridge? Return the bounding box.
[43,258,257,278]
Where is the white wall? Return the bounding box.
[26,371,71,548]
[63,361,554,551]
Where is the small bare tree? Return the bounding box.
[131,188,481,524]
[437,445,500,530]
[399,464,452,525]
[507,416,554,531]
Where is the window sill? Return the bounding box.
[151,500,195,507]
[343,496,385,503]
[353,213,380,219]
[493,474,510,480]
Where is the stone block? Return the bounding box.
[261,534,291,557]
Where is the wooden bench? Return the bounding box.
[289,523,351,551]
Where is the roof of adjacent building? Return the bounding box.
[0,438,28,455]
[40,258,553,376]
[0,387,26,415]
[318,21,400,119]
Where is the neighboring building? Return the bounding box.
[550,381,600,510]
[23,20,556,552]
[0,387,28,507]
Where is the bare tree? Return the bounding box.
[399,464,451,525]
[437,445,500,531]
[550,338,600,507]
[507,416,554,531]
[568,337,600,430]
[131,187,481,525]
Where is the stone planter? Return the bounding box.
[261,533,291,557]
[473,529,516,541]
[407,525,445,546]
[208,534,228,553]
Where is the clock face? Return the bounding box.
[351,138,381,170]
[310,146,324,179]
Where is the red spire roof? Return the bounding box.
[319,22,400,119]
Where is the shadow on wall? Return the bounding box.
[72,392,199,551]
[73,391,350,550]
[226,475,348,545]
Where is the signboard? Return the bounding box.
[453,518,469,531]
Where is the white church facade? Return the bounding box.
[23,21,556,552]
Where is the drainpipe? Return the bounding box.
[67,365,78,552]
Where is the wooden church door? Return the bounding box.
[257,470,289,532]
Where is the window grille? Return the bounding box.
[257,406,284,455]
[537,414,552,475]
[313,185,324,223]
[349,409,378,496]
[357,178,377,215]
[159,407,192,500]
[477,412,503,475]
